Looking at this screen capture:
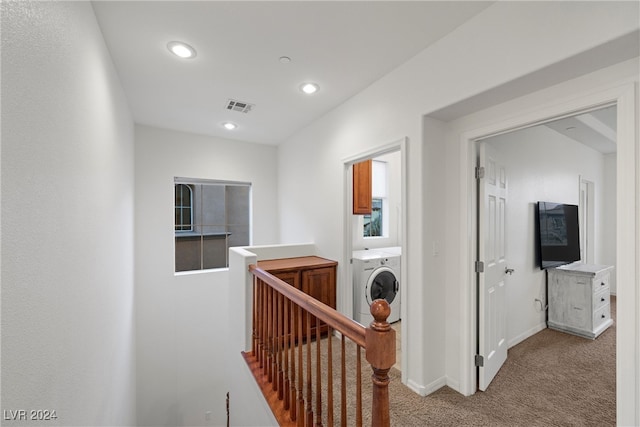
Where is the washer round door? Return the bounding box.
[365,267,399,306]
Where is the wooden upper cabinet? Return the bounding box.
[353,159,372,215]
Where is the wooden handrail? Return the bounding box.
[249,265,367,347]
[244,264,395,427]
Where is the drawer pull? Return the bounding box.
[601,282,606,287]
[601,314,606,319]
[601,297,606,302]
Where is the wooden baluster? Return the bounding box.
[271,286,277,389]
[327,327,333,427]
[315,316,322,427]
[290,301,297,421]
[252,277,257,355]
[255,278,261,364]
[267,286,273,381]
[297,305,304,427]
[269,288,278,384]
[366,300,395,427]
[263,283,268,375]
[340,335,346,427]
[260,279,267,370]
[257,278,263,363]
[306,311,313,427]
[356,345,362,427]
[277,292,284,399]
[264,284,268,373]
[283,297,290,409]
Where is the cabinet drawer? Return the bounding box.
[592,274,610,294]
[593,304,610,330]
[593,290,609,312]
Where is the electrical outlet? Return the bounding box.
[205,411,211,421]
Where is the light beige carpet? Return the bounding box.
[391,297,615,426]
[312,297,615,426]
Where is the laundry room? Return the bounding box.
[351,149,403,370]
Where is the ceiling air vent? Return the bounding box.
[225,99,254,113]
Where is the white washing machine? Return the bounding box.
[352,248,401,326]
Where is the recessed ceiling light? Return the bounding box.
[167,41,196,59]
[566,126,576,131]
[223,122,237,130]
[300,82,319,95]
[279,56,292,64]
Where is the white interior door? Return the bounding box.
[478,142,508,391]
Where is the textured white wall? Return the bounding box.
[134,125,279,426]
[485,124,609,347]
[1,2,136,425]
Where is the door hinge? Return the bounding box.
[475,261,484,273]
[475,354,484,367]
[475,166,485,179]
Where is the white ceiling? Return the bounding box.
[91,1,494,145]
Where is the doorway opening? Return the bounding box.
[456,81,636,422]
[343,137,408,381]
[474,104,617,391]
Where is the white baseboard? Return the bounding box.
[407,376,447,397]
[445,376,459,392]
[407,379,427,396]
[508,322,547,349]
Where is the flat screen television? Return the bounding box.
[536,201,581,269]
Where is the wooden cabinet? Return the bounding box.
[353,159,372,215]
[258,256,337,339]
[547,263,614,339]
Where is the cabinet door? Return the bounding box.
[302,266,337,338]
[549,273,591,330]
[353,160,372,215]
[302,266,336,308]
[564,277,592,330]
[272,271,301,289]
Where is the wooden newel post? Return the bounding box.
[365,299,396,427]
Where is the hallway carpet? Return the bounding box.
[378,296,616,426]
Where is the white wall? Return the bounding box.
[1,2,136,425]
[485,124,609,347]
[276,1,638,396]
[134,125,279,426]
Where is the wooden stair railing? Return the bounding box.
[242,265,395,427]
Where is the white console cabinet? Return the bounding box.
[547,262,614,339]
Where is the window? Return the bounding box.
[363,160,387,238]
[174,178,251,272]
[364,198,383,237]
[174,184,193,231]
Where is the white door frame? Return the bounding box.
[342,137,408,383]
[579,177,595,264]
[457,83,637,424]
